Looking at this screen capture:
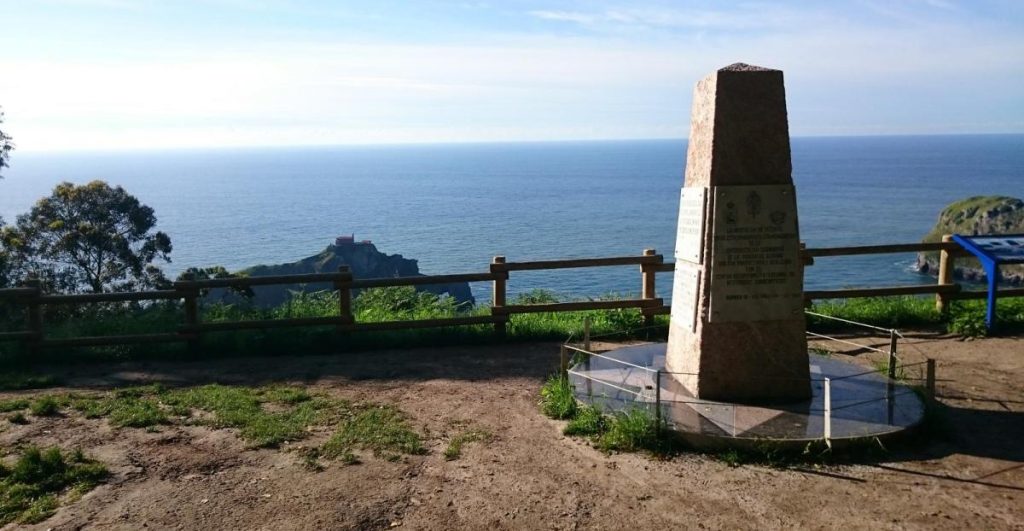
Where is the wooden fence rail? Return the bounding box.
[0,236,1021,352]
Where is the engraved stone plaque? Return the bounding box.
[674,187,708,264]
[670,261,701,331]
[708,184,802,322]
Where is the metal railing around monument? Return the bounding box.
[560,314,938,447]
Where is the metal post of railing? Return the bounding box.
[887,329,898,380]
[583,317,591,352]
[925,358,936,400]
[654,369,662,437]
[823,377,832,449]
[559,344,568,377]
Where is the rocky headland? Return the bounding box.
[916,196,1024,286]
[208,240,474,307]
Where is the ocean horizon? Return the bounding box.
[3,134,1022,302]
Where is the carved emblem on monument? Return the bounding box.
[746,191,762,219]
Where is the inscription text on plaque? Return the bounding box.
[708,184,802,322]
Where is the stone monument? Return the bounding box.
[665,63,810,401]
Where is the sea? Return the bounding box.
[2,135,1021,302]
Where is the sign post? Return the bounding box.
[951,234,1024,332]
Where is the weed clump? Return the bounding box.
[29,396,62,417]
[563,405,605,436]
[0,398,29,413]
[321,404,425,462]
[539,374,577,420]
[0,446,108,525]
[596,409,661,453]
[444,428,492,461]
[164,384,328,448]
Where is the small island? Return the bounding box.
[209,235,474,306]
[917,196,1024,285]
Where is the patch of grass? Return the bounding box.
[948,308,987,338]
[443,428,492,461]
[596,408,661,453]
[0,398,29,413]
[563,405,605,436]
[0,446,108,525]
[539,374,577,420]
[8,385,421,465]
[0,373,60,391]
[808,347,832,358]
[29,395,62,417]
[107,397,169,428]
[810,296,1024,338]
[718,449,743,467]
[8,412,28,424]
[321,404,425,462]
[871,359,906,381]
[163,384,331,448]
[711,438,889,468]
[294,447,325,471]
[808,296,942,330]
[69,394,113,419]
[261,385,312,405]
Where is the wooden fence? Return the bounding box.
[1,236,1022,352]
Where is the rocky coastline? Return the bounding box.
[915,196,1024,286]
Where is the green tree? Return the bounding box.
[9,181,172,293]
[0,106,12,177]
[176,266,254,300]
[0,107,13,287]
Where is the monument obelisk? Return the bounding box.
[665,63,810,401]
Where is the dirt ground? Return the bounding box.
[2,330,1022,530]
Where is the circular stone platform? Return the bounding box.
[567,343,925,448]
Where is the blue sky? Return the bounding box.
[1,0,1022,150]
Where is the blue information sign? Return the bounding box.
[951,234,1024,331]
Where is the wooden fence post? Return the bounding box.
[25,279,43,358]
[335,266,354,328]
[178,273,200,355]
[491,256,508,336]
[641,248,657,325]
[936,234,954,313]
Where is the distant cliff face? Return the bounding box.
[211,243,474,307]
[916,196,1024,285]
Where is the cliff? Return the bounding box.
[916,196,1024,286]
[210,243,474,307]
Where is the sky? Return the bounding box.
[1,0,1022,151]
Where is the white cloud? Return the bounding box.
[1,2,1021,150]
